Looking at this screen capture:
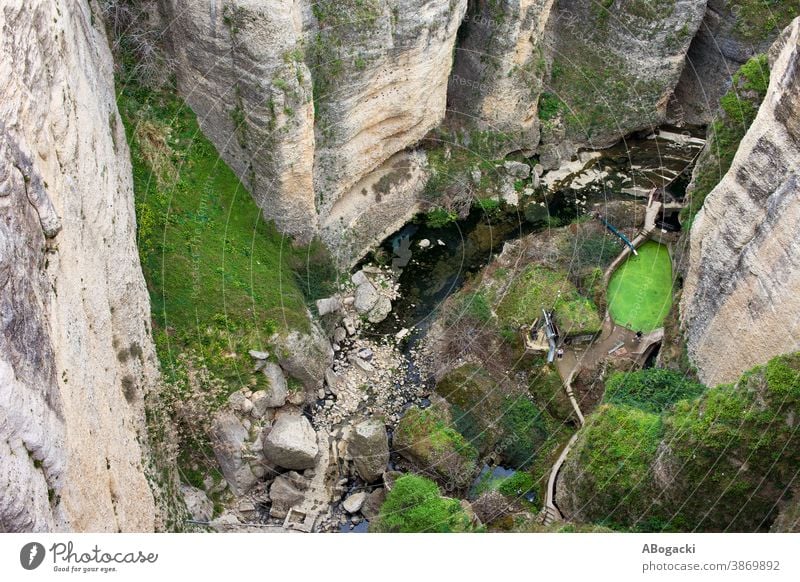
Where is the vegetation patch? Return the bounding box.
[729,1,800,42]
[604,368,705,413]
[497,265,602,336]
[568,404,663,526]
[371,474,472,532]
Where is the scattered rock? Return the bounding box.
[262,414,319,470]
[503,160,531,179]
[269,473,307,520]
[354,281,380,314]
[357,348,374,361]
[333,327,347,343]
[367,295,393,323]
[210,410,258,496]
[361,488,386,521]
[325,368,340,395]
[500,179,519,206]
[395,328,411,341]
[248,350,270,361]
[316,296,342,316]
[181,484,213,522]
[348,355,374,375]
[343,491,367,514]
[533,163,544,177]
[343,317,357,336]
[418,238,431,249]
[347,418,390,483]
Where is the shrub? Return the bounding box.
[372,475,472,532]
[425,207,459,228]
[604,368,705,413]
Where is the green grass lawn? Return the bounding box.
[118,83,315,386]
[607,241,673,332]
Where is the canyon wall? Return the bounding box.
[448,0,707,164]
[0,0,163,531]
[682,17,800,387]
[671,0,800,124]
[163,0,466,263]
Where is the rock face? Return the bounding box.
[448,0,556,153]
[670,0,795,125]
[0,1,163,532]
[542,0,707,154]
[448,0,706,158]
[682,18,800,387]
[347,419,390,482]
[163,0,466,259]
[263,414,319,470]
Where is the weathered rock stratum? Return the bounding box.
[1,0,164,532]
[682,17,800,386]
[163,0,467,263]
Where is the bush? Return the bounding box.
[496,397,549,468]
[497,471,535,500]
[538,92,561,121]
[372,475,472,532]
[425,207,459,228]
[604,368,705,413]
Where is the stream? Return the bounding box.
[340,127,704,531]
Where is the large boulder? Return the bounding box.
[354,281,380,314]
[342,491,367,514]
[262,414,319,470]
[269,472,307,520]
[347,419,390,482]
[272,326,333,391]
[210,410,258,496]
[393,396,478,489]
[367,295,393,323]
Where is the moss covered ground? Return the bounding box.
[563,352,800,531]
[497,265,602,336]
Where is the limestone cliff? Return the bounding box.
[681,17,800,387]
[447,0,555,154]
[162,0,466,263]
[671,0,800,125]
[447,0,707,163]
[1,1,164,531]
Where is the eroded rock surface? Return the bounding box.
[682,18,800,386]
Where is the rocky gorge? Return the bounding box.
[2,0,800,534]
